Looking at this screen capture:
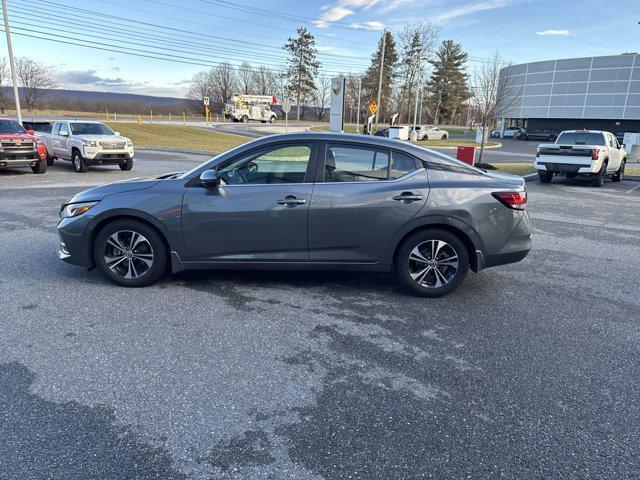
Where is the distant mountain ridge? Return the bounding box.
[5,87,187,106]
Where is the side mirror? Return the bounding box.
[59,130,69,136]
[26,129,35,135]
[199,169,220,188]
[114,131,120,136]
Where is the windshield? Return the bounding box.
[556,132,605,146]
[0,120,27,134]
[70,123,114,135]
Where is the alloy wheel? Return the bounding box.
[103,230,154,279]
[408,240,459,288]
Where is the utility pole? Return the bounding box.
[418,85,424,125]
[374,28,386,130]
[2,0,22,125]
[355,76,362,134]
[412,57,422,133]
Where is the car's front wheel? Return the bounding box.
[94,220,167,287]
[612,160,625,182]
[119,158,133,171]
[72,151,88,173]
[31,158,47,174]
[395,229,469,297]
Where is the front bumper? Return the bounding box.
[58,215,95,268]
[83,146,134,163]
[0,156,41,169]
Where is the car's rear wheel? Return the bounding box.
[612,160,625,182]
[592,162,606,187]
[119,158,133,171]
[241,115,248,123]
[94,220,167,287]
[538,171,553,183]
[72,151,88,173]
[46,152,55,166]
[31,158,47,174]
[395,229,469,298]
[269,116,276,124]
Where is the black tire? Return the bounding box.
[520,134,528,141]
[269,116,276,124]
[119,158,133,171]
[441,134,447,140]
[46,152,55,166]
[241,115,248,123]
[72,150,88,173]
[31,158,47,174]
[538,171,553,184]
[94,219,167,287]
[394,229,470,298]
[612,160,625,182]
[592,162,606,187]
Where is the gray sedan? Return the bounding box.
[57,133,531,297]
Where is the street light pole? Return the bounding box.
[2,0,22,125]
[412,58,422,132]
[355,76,362,134]
[374,28,386,130]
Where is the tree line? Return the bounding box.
[187,23,481,126]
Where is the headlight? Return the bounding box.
[126,140,133,147]
[60,201,98,218]
[83,140,98,147]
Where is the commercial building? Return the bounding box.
[498,53,640,134]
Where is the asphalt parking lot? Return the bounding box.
[1,153,639,479]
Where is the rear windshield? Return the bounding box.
[24,122,52,133]
[0,120,26,134]
[556,132,605,146]
[70,123,114,135]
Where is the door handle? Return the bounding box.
[277,195,306,206]
[392,192,423,203]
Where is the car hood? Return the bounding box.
[65,177,161,204]
[0,133,37,141]
[74,134,131,142]
[484,170,526,188]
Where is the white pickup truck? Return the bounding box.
[535,130,627,187]
[40,121,134,173]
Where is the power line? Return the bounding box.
[3,10,369,70]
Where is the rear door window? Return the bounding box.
[325,144,390,182]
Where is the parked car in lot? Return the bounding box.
[535,130,626,187]
[409,125,449,141]
[58,133,531,297]
[374,127,389,137]
[0,119,48,174]
[516,128,559,142]
[491,127,521,138]
[40,121,134,172]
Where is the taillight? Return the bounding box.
[492,192,527,210]
[591,148,599,160]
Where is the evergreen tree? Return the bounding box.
[428,40,470,124]
[283,28,320,120]
[362,30,398,123]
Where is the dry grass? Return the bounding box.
[106,123,248,152]
[486,163,537,176]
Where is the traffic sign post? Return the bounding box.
[282,99,292,133]
[203,97,210,123]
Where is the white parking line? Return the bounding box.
[625,183,640,194]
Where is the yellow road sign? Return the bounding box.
[369,101,378,115]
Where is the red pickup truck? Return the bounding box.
[0,118,48,174]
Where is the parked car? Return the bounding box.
[516,128,559,142]
[40,121,134,172]
[58,133,531,297]
[374,127,389,137]
[535,130,626,187]
[23,121,53,134]
[0,119,48,174]
[410,125,449,141]
[491,127,521,138]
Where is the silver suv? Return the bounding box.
[57,133,531,297]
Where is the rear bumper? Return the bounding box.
[535,160,597,174]
[484,249,530,268]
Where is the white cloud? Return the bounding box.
[435,0,511,22]
[349,20,385,30]
[535,29,570,36]
[314,0,384,29]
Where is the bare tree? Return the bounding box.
[16,57,59,111]
[237,62,253,94]
[210,62,237,113]
[0,58,9,113]
[471,51,521,163]
[312,76,330,121]
[251,66,277,96]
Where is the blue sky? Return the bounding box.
[3,0,639,97]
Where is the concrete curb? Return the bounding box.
[137,147,215,156]
[522,173,640,182]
